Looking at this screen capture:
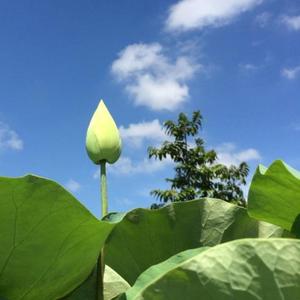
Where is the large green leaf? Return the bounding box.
[60,268,97,300]
[0,175,116,300]
[118,238,300,300]
[248,160,300,230]
[104,198,283,285]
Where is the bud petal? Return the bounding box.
[86,100,122,164]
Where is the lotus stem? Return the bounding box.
[100,161,108,217]
[96,252,104,300]
[96,161,107,300]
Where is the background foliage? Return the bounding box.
[148,111,249,207]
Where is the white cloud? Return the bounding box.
[112,43,163,80]
[94,156,172,177]
[216,143,261,167]
[0,122,23,151]
[111,43,199,111]
[281,15,300,31]
[119,119,167,148]
[65,179,81,193]
[166,0,263,32]
[126,75,189,111]
[281,66,300,80]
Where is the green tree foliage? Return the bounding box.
[148,111,249,207]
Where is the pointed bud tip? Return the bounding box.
[86,100,122,165]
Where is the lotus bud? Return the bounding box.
[86,100,122,164]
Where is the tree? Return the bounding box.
[148,111,249,208]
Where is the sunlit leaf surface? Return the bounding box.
[248,160,300,230]
[118,239,300,300]
[0,175,116,300]
[104,198,284,285]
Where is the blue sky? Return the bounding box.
[0,0,299,217]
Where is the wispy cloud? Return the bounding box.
[216,143,261,167]
[242,182,251,198]
[290,122,300,131]
[165,0,263,32]
[113,197,134,207]
[94,156,172,177]
[94,143,260,176]
[65,179,81,193]
[0,122,23,151]
[254,12,272,28]
[110,157,172,175]
[111,43,199,111]
[239,63,259,72]
[119,119,167,148]
[281,15,300,31]
[281,66,300,80]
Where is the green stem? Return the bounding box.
[101,161,108,217]
[96,161,107,300]
[96,252,104,300]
